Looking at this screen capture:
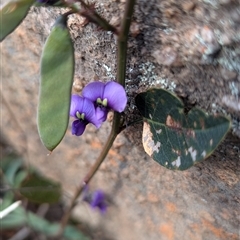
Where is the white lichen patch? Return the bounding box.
[102,63,115,78]
[229,82,239,98]
[232,118,240,138]
[172,156,181,167]
[201,151,207,158]
[188,147,197,161]
[222,95,240,112]
[137,62,176,91]
[142,122,161,156]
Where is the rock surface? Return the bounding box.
[1,0,240,239]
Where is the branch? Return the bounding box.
[70,0,118,33]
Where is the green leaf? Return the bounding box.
[1,205,26,229]
[27,211,90,239]
[14,170,28,187]
[2,155,23,186]
[38,16,75,151]
[1,204,90,239]
[135,88,231,170]
[64,225,90,240]
[27,210,90,239]
[1,192,15,211]
[20,173,62,203]
[27,212,59,235]
[0,0,34,42]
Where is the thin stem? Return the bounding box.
[83,119,119,183]
[58,0,135,237]
[59,124,118,235]
[120,118,143,131]
[117,0,136,86]
[62,10,75,18]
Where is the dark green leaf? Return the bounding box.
[0,0,34,41]
[38,16,74,151]
[20,173,61,203]
[135,88,231,170]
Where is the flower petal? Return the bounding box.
[91,190,105,206]
[72,120,86,136]
[98,202,107,213]
[103,81,127,112]
[95,106,108,123]
[82,82,105,102]
[70,95,83,117]
[82,98,102,128]
[90,190,107,213]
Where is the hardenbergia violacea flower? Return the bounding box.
[70,95,102,136]
[82,81,127,123]
[83,188,107,214]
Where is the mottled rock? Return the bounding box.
[1,0,240,239]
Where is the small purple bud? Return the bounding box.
[83,188,107,214]
[90,190,107,213]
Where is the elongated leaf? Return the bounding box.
[20,173,61,203]
[38,16,74,151]
[0,0,34,42]
[135,89,231,170]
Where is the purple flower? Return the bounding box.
[70,95,101,136]
[90,190,107,213]
[83,189,107,213]
[82,81,127,122]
